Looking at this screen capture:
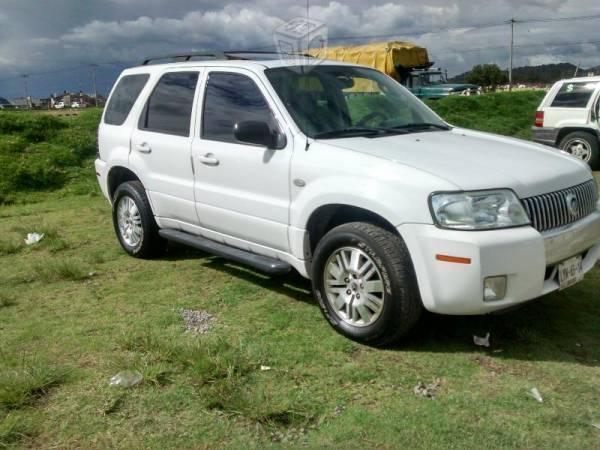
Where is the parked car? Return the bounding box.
[71,101,81,108]
[533,76,600,169]
[54,101,65,109]
[96,52,600,344]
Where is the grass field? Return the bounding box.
[1,93,599,448]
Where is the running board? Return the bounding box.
[158,229,292,275]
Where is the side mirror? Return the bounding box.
[233,120,286,149]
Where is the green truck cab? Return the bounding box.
[407,69,480,99]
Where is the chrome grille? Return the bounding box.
[521,180,598,232]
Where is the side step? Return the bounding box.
[158,229,292,275]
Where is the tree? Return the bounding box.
[466,64,508,90]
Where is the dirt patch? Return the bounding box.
[181,309,216,334]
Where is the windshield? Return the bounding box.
[265,65,447,139]
[422,73,445,85]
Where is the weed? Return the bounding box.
[0,361,69,411]
[0,294,16,308]
[0,413,34,447]
[0,239,23,256]
[32,258,90,282]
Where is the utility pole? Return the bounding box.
[90,64,98,107]
[508,18,515,92]
[21,74,31,109]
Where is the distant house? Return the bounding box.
[8,98,33,109]
[51,91,105,108]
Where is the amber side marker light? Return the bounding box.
[435,254,472,264]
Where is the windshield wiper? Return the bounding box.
[313,127,388,139]
[386,122,451,131]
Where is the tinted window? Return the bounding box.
[266,66,443,138]
[139,72,199,136]
[551,82,598,108]
[202,73,275,143]
[104,74,149,125]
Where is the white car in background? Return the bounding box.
[54,101,65,109]
[533,76,600,169]
[71,101,81,108]
[95,53,600,344]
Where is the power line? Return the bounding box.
[516,13,600,24]
[456,38,600,54]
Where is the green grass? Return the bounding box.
[0,194,599,448]
[0,109,101,205]
[427,91,546,139]
[1,97,599,448]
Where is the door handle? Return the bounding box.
[198,153,219,166]
[135,142,152,153]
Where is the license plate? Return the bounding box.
[558,255,584,290]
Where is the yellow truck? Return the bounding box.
[309,41,479,99]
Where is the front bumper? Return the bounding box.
[399,209,600,315]
[532,127,559,147]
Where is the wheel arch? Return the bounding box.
[107,166,142,202]
[305,203,399,254]
[556,127,599,145]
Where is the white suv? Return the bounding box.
[533,76,600,169]
[96,53,600,344]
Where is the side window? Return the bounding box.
[104,74,149,126]
[551,82,597,108]
[202,72,276,143]
[139,71,199,136]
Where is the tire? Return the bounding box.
[559,131,599,170]
[311,222,422,345]
[112,181,164,258]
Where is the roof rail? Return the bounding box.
[141,52,227,65]
[140,50,314,65]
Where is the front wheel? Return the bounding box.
[311,222,422,345]
[559,131,599,170]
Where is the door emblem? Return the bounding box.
[293,178,306,187]
[565,193,579,217]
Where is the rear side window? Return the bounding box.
[202,72,275,143]
[104,74,149,125]
[139,71,199,136]
[551,82,598,108]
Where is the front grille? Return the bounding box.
[521,179,598,232]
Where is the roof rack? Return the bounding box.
[140,51,313,65]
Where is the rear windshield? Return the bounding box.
[104,74,149,125]
[551,82,598,108]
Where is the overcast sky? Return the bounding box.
[1,0,600,98]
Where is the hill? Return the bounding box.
[450,63,597,85]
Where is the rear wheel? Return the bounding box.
[311,222,422,345]
[112,181,164,258]
[559,131,599,170]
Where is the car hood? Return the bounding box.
[322,128,592,198]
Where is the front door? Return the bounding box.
[191,69,293,252]
[129,69,201,225]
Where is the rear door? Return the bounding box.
[129,69,201,226]
[544,81,598,127]
[191,68,293,252]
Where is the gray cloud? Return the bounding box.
[1,0,600,96]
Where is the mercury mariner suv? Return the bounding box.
[95,52,600,345]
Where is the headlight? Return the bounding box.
[429,190,530,230]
